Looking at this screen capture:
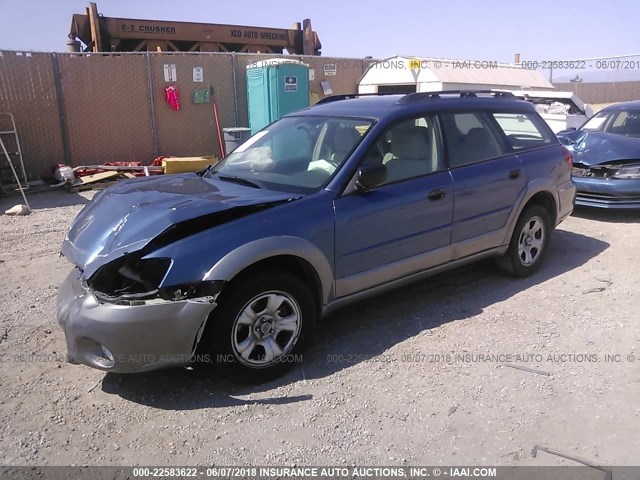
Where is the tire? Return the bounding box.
[497,205,551,277]
[200,272,315,382]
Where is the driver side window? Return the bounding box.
[363,115,442,186]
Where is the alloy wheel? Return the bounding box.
[231,291,302,368]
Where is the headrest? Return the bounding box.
[390,127,429,159]
[334,126,361,152]
[465,127,493,146]
[625,115,640,135]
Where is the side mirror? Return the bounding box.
[557,127,577,134]
[355,164,387,191]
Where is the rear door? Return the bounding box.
[440,111,527,259]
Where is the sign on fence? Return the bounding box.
[163,64,177,82]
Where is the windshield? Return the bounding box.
[206,116,373,193]
[581,109,640,137]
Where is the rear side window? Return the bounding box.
[440,112,505,168]
[492,112,553,151]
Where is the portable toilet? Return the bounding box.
[246,58,310,134]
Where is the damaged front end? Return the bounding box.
[86,253,224,305]
[56,245,227,372]
[56,267,223,372]
[57,243,224,373]
[572,161,640,180]
[560,130,640,209]
[571,159,640,209]
[56,173,300,372]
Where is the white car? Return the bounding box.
[509,90,593,133]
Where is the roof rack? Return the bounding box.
[315,92,400,105]
[397,90,515,104]
[315,90,516,106]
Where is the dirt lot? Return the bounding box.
[0,190,639,467]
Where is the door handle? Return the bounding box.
[427,188,446,201]
[508,169,521,179]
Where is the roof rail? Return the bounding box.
[315,92,400,105]
[397,90,515,104]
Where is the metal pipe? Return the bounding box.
[72,165,163,172]
[145,52,160,157]
[51,54,72,165]
[231,52,239,127]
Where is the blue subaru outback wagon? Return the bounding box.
[57,91,576,380]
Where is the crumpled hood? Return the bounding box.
[559,130,640,166]
[62,174,297,276]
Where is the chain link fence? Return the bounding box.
[0,51,370,183]
[6,49,639,183]
[533,53,640,108]
[0,52,65,184]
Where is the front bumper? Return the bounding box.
[572,176,640,209]
[56,269,218,373]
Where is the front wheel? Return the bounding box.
[497,205,551,277]
[201,272,315,382]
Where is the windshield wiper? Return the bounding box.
[198,164,214,177]
[218,175,261,189]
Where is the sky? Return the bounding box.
[0,0,639,80]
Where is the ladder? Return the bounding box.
[0,112,29,194]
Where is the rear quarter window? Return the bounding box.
[492,112,553,151]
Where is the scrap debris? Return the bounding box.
[50,159,163,191]
[87,379,102,393]
[583,277,613,294]
[500,448,523,460]
[47,156,217,191]
[532,445,612,480]
[4,204,30,216]
[501,363,552,377]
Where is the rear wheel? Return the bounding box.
[201,272,315,382]
[497,205,551,277]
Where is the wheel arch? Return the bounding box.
[202,236,333,308]
[194,243,326,371]
[504,187,558,246]
[522,190,557,226]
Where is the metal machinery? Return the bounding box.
[68,3,322,55]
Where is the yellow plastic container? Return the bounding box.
[162,156,217,174]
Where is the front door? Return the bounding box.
[333,115,454,297]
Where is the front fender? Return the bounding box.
[203,236,334,305]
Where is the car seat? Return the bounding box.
[624,115,640,137]
[331,126,361,164]
[385,126,431,182]
[466,127,499,155]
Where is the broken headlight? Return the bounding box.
[88,256,172,299]
[86,255,224,305]
[613,164,640,179]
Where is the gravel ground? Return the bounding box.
[0,190,639,467]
